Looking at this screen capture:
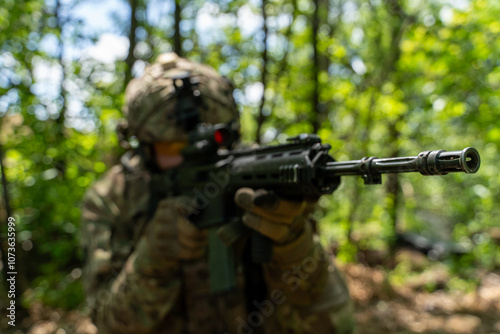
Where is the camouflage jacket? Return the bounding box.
[81,153,354,334]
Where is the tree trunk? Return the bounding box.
[54,0,68,176]
[384,123,401,244]
[174,0,182,57]
[382,0,410,247]
[311,0,320,133]
[255,0,268,144]
[125,0,138,85]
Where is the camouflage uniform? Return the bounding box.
[81,53,355,334]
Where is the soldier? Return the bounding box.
[81,53,355,334]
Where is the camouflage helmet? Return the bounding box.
[123,53,239,143]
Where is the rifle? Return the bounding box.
[151,122,480,292]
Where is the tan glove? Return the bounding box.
[234,188,315,245]
[134,197,208,277]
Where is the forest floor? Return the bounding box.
[5,249,500,334]
[343,260,500,333]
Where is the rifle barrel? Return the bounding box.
[323,147,480,183]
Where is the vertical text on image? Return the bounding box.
[6,216,17,326]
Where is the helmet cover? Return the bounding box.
[123,53,239,143]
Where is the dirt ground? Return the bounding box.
[344,261,500,334]
[5,250,500,334]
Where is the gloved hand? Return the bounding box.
[234,188,315,245]
[134,197,208,276]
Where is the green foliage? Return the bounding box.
[0,0,499,311]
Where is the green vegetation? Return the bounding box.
[0,0,499,313]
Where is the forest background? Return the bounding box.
[0,0,499,332]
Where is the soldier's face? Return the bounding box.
[153,141,188,170]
